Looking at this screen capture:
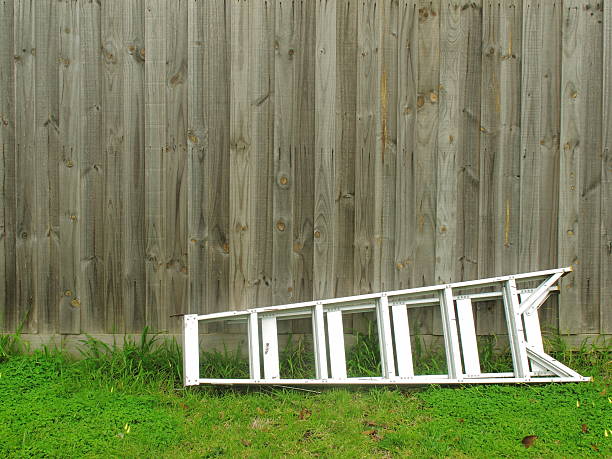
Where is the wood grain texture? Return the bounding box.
[164,0,188,332]
[355,0,381,295]
[35,0,60,334]
[519,0,561,329]
[144,0,166,330]
[14,0,36,332]
[230,0,275,310]
[102,0,124,333]
[80,0,105,333]
[333,0,356,299]
[0,0,16,332]
[602,0,612,334]
[313,0,336,300]
[413,0,440,335]
[395,0,418,291]
[58,0,82,334]
[0,1,609,339]
[187,0,208,316]
[378,0,399,293]
[292,0,315,306]
[478,0,522,336]
[273,0,296,306]
[559,0,603,334]
[123,0,146,332]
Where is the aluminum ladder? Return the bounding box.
[182,267,590,386]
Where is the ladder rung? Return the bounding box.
[326,310,347,379]
[261,316,280,379]
[391,304,414,378]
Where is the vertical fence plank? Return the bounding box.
[273,0,295,307]
[164,0,188,332]
[313,0,336,300]
[80,0,104,333]
[230,0,275,310]
[519,0,562,329]
[395,1,417,291]
[333,0,356,299]
[559,0,603,334]
[437,1,481,289]
[14,0,37,333]
[0,0,16,331]
[102,0,124,333]
[413,0,440,335]
[187,0,207,318]
[123,0,145,332]
[144,0,166,330]
[58,0,82,334]
[35,0,60,334]
[602,0,612,335]
[478,0,522,336]
[379,0,399,293]
[456,1,482,283]
[207,0,231,316]
[292,0,315,317]
[355,0,380,295]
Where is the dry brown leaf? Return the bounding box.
[256,407,265,415]
[457,418,465,424]
[365,420,377,427]
[522,435,538,448]
[591,444,600,452]
[298,408,312,420]
[241,439,252,447]
[362,429,382,441]
[581,424,589,433]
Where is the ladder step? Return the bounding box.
[391,304,414,378]
[326,310,347,379]
[456,298,481,377]
[261,316,280,379]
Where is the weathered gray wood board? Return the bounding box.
[603,0,612,335]
[559,0,603,335]
[0,0,610,340]
[0,0,16,332]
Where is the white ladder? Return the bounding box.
[182,267,589,386]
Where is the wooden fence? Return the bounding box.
[0,0,610,340]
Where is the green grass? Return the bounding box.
[0,329,610,458]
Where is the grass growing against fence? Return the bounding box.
[0,329,610,457]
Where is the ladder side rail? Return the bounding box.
[519,292,546,374]
[502,279,531,379]
[517,272,564,315]
[525,347,587,379]
[248,312,261,380]
[377,295,396,379]
[312,303,329,380]
[183,314,200,386]
[439,287,464,380]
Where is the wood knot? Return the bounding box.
[70,298,81,307]
[279,176,288,186]
[276,221,286,232]
[314,230,321,239]
[64,290,72,297]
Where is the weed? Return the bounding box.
[199,346,249,379]
[279,335,315,379]
[346,324,381,377]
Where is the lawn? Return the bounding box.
[0,333,610,458]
